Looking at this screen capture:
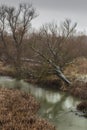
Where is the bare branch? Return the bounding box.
[31,46,71,85]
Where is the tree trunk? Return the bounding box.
[14,47,22,79]
[54,66,71,85]
[48,60,71,85]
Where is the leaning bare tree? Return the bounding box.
[0,3,37,78]
[31,19,77,85]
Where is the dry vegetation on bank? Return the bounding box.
[0,88,56,130]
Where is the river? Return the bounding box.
[0,76,87,130]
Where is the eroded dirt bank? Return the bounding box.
[0,88,56,130]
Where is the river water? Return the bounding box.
[0,76,87,130]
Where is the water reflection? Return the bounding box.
[62,96,79,109]
[0,76,87,130]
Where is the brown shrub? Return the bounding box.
[77,101,87,112]
[0,88,56,130]
[71,81,87,99]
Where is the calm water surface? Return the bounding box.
[0,76,87,130]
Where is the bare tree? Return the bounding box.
[61,18,77,37]
[31,19,77,85]
[0,3,37,78]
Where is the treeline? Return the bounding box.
[0,24,87,66]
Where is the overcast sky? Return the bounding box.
[0,0,87,32]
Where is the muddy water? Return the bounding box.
[0,76,87,130]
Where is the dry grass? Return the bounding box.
[64,57,87,81]
[0,88,56,130]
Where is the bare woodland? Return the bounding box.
[0,3,87,85]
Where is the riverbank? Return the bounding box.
[0,57,87,100]
[0,87,56,130]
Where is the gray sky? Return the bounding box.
[0,0,87,32]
